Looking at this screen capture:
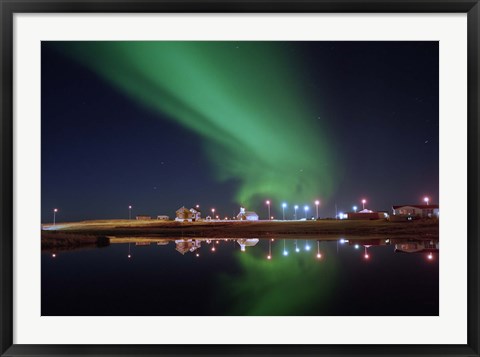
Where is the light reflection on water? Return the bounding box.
[42,237,439,316]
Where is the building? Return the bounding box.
[236,207,259,221]
[156,215,169,220]
[189,208,202,221]
[136,215,152,220]
[174,239,201,255]
[393,239,439,253]
[392,204,439,218]
[175,206,192,222]
[236,238,259,251]
[341,209,388,220]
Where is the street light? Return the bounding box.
[424,197,430,205]
[128,205,132,220]
[304,205,309,219]
[353,205,357,213]
[361,199,367,210]
[211,208,215,219]
[305,239,310,251]
[53,208,58,226]
[266,200,271,220]
[282,203,287,220]
[294,205,298,220]
[314,200,320,219]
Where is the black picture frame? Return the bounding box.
[1,1,479,356]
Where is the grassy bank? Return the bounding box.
[41,231,110,250]
[41,218,438,247]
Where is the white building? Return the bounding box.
[157,215,169,220]
[189,208,202,221]
[392,204,439,218]
[236,238,259,252]
[236,207,259,221]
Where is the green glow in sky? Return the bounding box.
[56,42,336,206]
[218,241,336,315]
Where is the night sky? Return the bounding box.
[41,41,438,223]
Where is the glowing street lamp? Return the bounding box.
[305,239,310,251]
[361,199,367,210]
[316,241,322,259]
[364,245,371,260]
[282,203,287,220]
[211,208,215,219]
[314,200,320,219]
[424,197,430,205]
[353,205,358,213]
[266,200,271,220]
[294,205,298,220]
[128,205,132,220]
[196,204,200,209]
[304,205,309,219]
[53,208,58,226]
[283,239,288,256]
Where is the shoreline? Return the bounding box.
[41,219,439,249]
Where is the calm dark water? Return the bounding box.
[41,237,439,316]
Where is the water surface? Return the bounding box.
[41,237,439,316]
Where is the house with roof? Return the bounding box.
[189,207,202,221]
[174,239,201,255]
[175,206,193,222]
[393,239,439,253]
[236,207,259,221]
[392,204,439,218]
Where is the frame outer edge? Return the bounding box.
[467,2,480,356]
[1,1,479,357]
[0,1,14,356]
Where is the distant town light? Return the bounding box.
[127,254,131,259]
[266,200,271,220]
[296,247,300,253]
[52,253,56,258]
[355,244,360,249]
[211,247,216,252]
[282,203,287,208]
[316,253,322,259]
[428,253,433,260]
[196,253,200,257]
[267,255,271,260]
[353,205,358,213]
[424,197,430,205]
[361,199,367,210]
[364,254,369,259]
[283,250,288,256]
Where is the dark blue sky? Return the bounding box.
[41,41,438,223]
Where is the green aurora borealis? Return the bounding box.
[56,42,336,207]
[218,242,336,315]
